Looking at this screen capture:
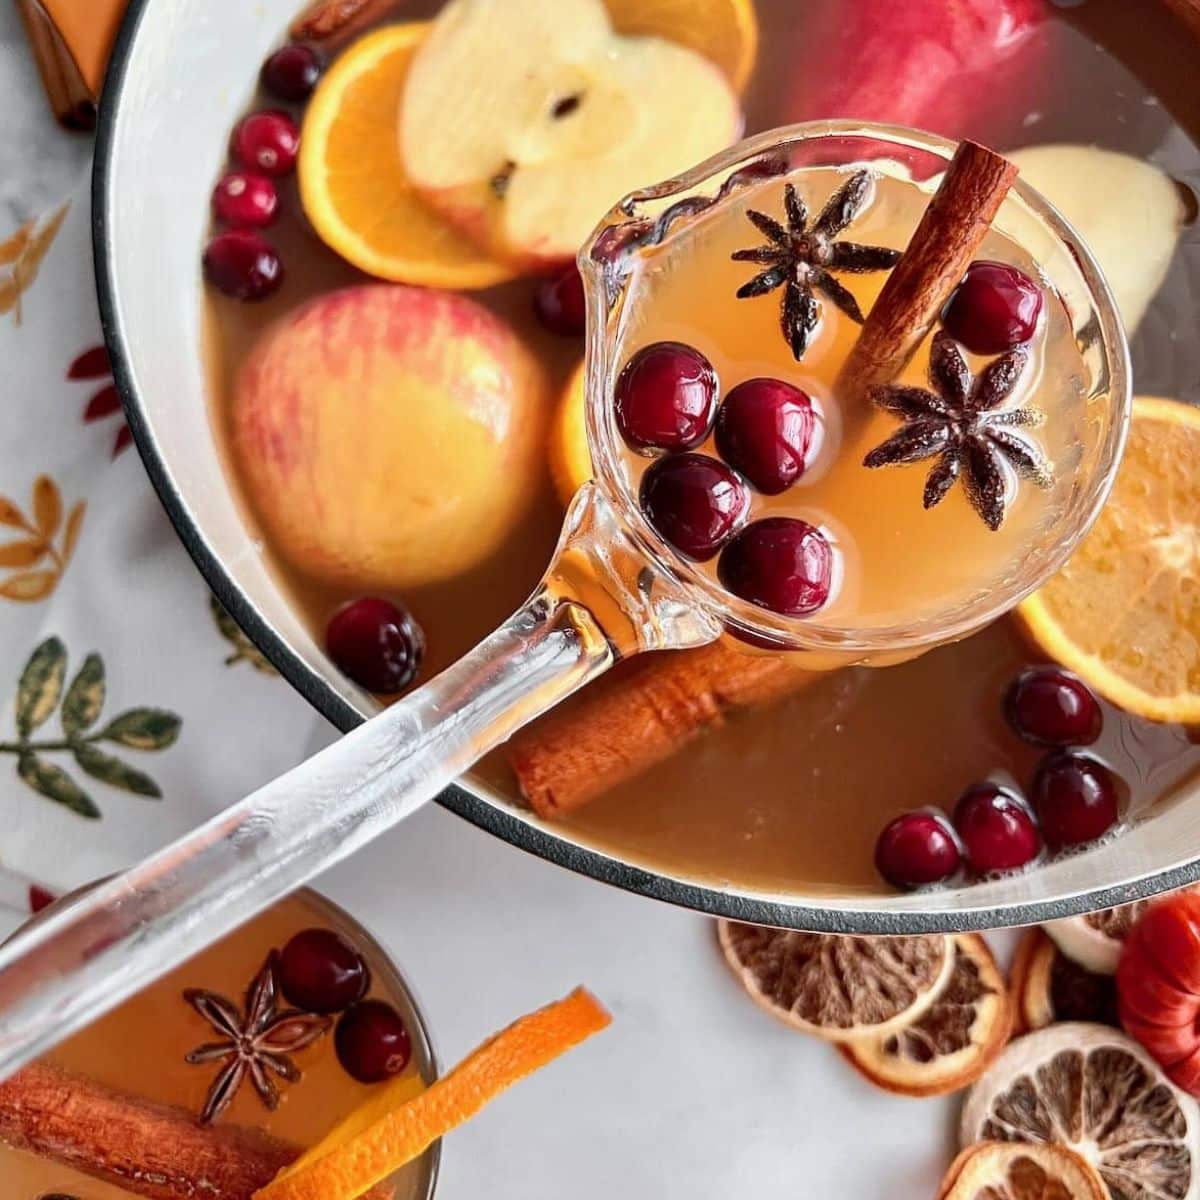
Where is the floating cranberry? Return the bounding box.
[203,230,284,301]
[335,1000,411,1083]
[875,811,961,890]
[715,378,815,495]
[1005,666,1102,748]
[718,517,833,617]
[640,453,748,561]
[260,43,322,102]
[614,341,718,453]
[325,597,424,694]
[1031,753,1120,849]
[533,265,586,336]
[233,110,300,177]
[952,782,1041,874]
[942,260,1043,354]
[278,928,369,1014]
[212,172,279,229]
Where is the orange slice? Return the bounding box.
[255,988,609,1200]
[549,361,591,507]
[299,23,517,289]
[604,0,759,92]
[937,1142,1107,1200]
[1018,396,1200,724]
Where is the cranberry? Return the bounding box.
[942,260,1043,355]
[533,265,586,336]
[715,378,815,495]
[1031,753,1120,849]
[335,1000,412,1083]
[952,782,1041,874]
[278,928,369,1014]
[233,110,300,177]
[212,172,279,229]
[614,342,718,453]
[718,517,833,617]
[325,597,424,694]
[203,230,284,301]
[875,811,961,890]
[1005,666,1102,748]
[640,454,748,561]
[261,44,322,102]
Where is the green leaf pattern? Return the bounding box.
[4,637,181,818]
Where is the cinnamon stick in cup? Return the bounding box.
[843,140,1019,394]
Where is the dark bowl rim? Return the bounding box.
[90,0,1200,935]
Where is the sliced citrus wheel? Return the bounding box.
[1045,901,1153,976]
[254,988,610,1200]
[840,934,1011,1097]
[716,920,953,1043]
[603,0,759,92]
[298,23,517,289]
[937,1142,1107,1200]
[961,1022,1200,1200]
[1018,396,1200,724]
[550,360,590,507]
[1008,928,1118,1036]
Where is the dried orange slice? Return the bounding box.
[298,23,517,289]
[549,361,590,507]
[840,934,1011,1097]
[604,0,759,92]
[937,1142,1107,1200]
[961,1022,1200,1200]
[716,920,953,1043]
[1044,900,1154,976]
[1018,396,1200,724]
[1008,929,1118,1036]
[254,988,609,1200]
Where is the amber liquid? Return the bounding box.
[203,0,1200,896]
[0,892,433,1199]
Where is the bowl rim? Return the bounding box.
[91,0,1200,934]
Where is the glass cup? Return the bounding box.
[0,122,1130,1078]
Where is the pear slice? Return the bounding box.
[1010,143,1188,334]
[400,0,742,268]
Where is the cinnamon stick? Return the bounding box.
[290,0,396,41]
[15,0,98,131]
[843,140,1018,394]
[0,1062,392,1200]
[509,640,819,818]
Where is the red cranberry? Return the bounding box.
[942,261,1043,354]
[261,44,322,102]
[952,783,1041,874]
[533,265,586,336]
[1005,666,1102,748]
[715,378,815,494]
[212,172,279,229]
[203,230,284,301]
[335,999,411,1083]
[1030,753,1120,849]
[718,517,833,617]
[875,811,961,890]
[278,928,369,1014]
[640,453,748,561]
[233,110,300,177]
[325,597,424,694]
[615,342,718,453]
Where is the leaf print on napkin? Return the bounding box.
[67,343,132,458]
[210,594,277,674]
[0,476,85,603]
[0,202,69,326]
[2,638,182,818]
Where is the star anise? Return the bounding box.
[732,171,900,360]
[184,952,330,1125]
[863,330,1052,531]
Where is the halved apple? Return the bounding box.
[400,0,742,269]
[1010,144,1188,334]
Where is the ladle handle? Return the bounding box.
[0,487,719,1080]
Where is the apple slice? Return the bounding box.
[1009,144,1188,334]
[400,0,742,268]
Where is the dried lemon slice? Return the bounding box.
[716,921,953,1043]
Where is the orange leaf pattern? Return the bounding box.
[0,478,85,604]
[0,202,69,327]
